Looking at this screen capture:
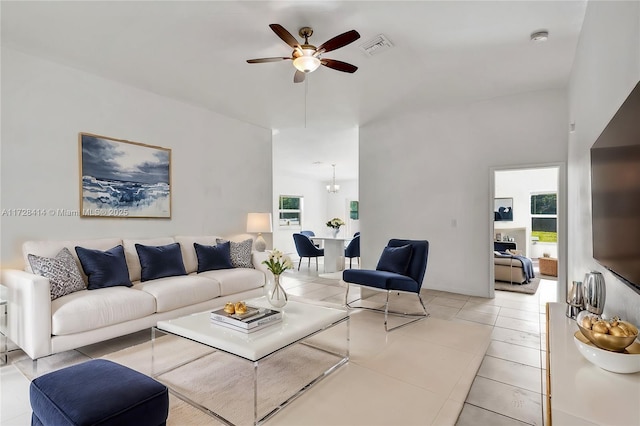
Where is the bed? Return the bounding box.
[494,254,528,284]
[493,242,535,284]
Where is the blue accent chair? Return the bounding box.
[344,235,360,269]
[343,239,429,331]
[30,359,169,426]
[293,233,325,271]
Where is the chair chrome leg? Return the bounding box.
[298,258,302,271]
[384,292,429,332]
[384,291,391,331]
[343,285,429,332]
[344,282,350,306]
[316,257,319,271]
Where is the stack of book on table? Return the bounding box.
[210,305,282,333]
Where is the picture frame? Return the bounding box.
[79,133,171,218]
[349,200,359,220]
[494,197,513,221]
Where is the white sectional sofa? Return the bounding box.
[1,235,270,360]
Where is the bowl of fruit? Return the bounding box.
[576,311,638,352]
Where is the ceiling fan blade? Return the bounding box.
[321,59,358,73]
[246,57,291,63]
[294,70,306,83]
[269,24,301,49]
[316,30,361,54]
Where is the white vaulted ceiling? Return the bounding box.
[1,1,587,181]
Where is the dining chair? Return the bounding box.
[300,230,320,247]
[344,235,360,269]
[292,233,325,271]
[342,239,429,331]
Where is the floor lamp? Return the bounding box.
[247,213,273,252]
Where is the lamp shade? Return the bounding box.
[247,213,273,233]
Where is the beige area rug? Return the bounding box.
[15,308,492,426]
[495,276,540,295]
[102,334,344,426]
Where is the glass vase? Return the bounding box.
[332,228,339,238]
[265,274,288,308]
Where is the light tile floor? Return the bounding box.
[0,260,558,425]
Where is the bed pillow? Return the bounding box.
[28,248,86,300]
[135,243,187,282]
[75,245,132,290]
[216,238,254,268]
[194,241,233,273]
[376,244,413,275]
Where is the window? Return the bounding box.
[278,195,303,227]
[531,193,557,242]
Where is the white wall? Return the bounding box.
[568,0,640,324]
[272,127,359,258]
[271,172,358,257]
[0,47,272,267]
[495,167,559,258]
[325,179,359,238]
[360,89,567,297]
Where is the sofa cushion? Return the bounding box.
[197,268,264,296]
[135,243,187,282]
[174,235,221,274]
[22,238,123,279]
[75,245,132,289]
[133,275,221,313]
[122,237,176,282]
[342,269,420,293]
[194,241,233,272]
[376,244,412,275]
[216,238,254,268]
[51,287,156,335]
[28,248,86,300]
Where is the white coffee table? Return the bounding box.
[152,297,349,425]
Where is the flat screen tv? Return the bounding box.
[590,80,640,294]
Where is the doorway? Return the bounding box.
[489,163,566,301]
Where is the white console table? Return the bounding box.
[546,303,640,425]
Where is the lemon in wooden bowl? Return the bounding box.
[576,311,639,352]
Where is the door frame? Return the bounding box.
[488,162,567,301]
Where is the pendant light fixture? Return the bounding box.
[326,164,340,193]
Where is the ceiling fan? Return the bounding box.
[246,24,361,83]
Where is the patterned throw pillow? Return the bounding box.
[216,238,254,268]
[28,248,86,300]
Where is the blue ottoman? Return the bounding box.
[30,359,169,426]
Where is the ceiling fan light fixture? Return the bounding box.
[293,48,321,73]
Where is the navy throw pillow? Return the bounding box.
[376,244,413,275]
[135,242,187,282]
[194,241,233,273]
[75,245,132,290]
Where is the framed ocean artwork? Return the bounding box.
[79,133,171,218]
